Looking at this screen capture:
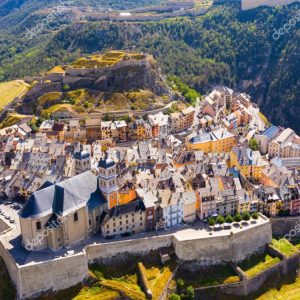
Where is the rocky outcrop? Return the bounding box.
[19,54,171,115]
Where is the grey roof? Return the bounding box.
[98,157,115,169]
[20,171,106,219]
[74,150,90,160]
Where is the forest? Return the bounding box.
[0,1,299,132]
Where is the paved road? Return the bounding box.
[248,106,266,132]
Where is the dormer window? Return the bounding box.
[36,221,41,231]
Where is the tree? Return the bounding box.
[63,84,70,92]
[251,212,258,219]
[216,215,225,224]
[242,211,250,221]
[83,101,89,109]
[170,294,181,300]
[249,138,259,151]
[177,278,185,294]
[234,213,242,222]
[208,217,215,226]
[186,286,195,300]
[225,215,233,223]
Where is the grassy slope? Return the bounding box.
[257,276,300,300]
[272,238,299,257]
[238,253,281,278]
[0,80,28,110]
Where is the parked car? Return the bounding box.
[9,219,15,224]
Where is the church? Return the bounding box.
[19,155,120,251]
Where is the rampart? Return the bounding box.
[194,251,300,299]
[0,218,272,299]
[241,0,299,10]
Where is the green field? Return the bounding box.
[0,80,28,111]
[256,276,300,300]
[272,238,299,257]
[238,253,281,278]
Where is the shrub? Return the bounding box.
[186,286,195,300]
[225,215,233,223]
[249,138,259,151]
[177,278,185,294]
[208,217,215,226]
[216,215,225,224]
[242,211,250,221]
[234,213,242,222]
[63,84,70,91]
[252,212,258,219]
[170,293,181,300]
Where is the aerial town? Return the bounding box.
[1,85,299,237]
[0,53,300,299]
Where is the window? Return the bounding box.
[113,229,116,232]
[120,221,122,225]
[96,216,99,222]
[140,217,142,221]
[36,221,41,231]
[107,231,109,234]
[74,212,78,222]
[89,219,92,226]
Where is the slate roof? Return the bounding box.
[98,157,115,169]
[102,199,145,223]
[19,171,106,219]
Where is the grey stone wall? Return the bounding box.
[194,252,300,299]
[271,216,300,237]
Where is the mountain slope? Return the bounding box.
[0,2,299,131]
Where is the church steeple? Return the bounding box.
[98,153,119,209]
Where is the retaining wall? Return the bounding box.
[173,221,272,263]
[17,252,89,299]
[194,251,300,299]
[271,216,300,236]
[86,235,173,262]
[0,220,272,299]
[241,0,299,10]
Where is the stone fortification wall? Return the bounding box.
[0,220,272,299]
[271,216,300,236]
[173,221,272,262]
[242,0,299,10]
[194,251,300,299]
[17,252,89,299]
[86,235,173,262]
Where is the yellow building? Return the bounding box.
[230,146,268,180]
[128,119,152,140]
[187,129,236,153]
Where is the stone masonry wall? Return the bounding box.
[241,0,299,10]
[271,216,300,236]
[0,220,272,299]
[86,235,173,262]
[17,252,89,299]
